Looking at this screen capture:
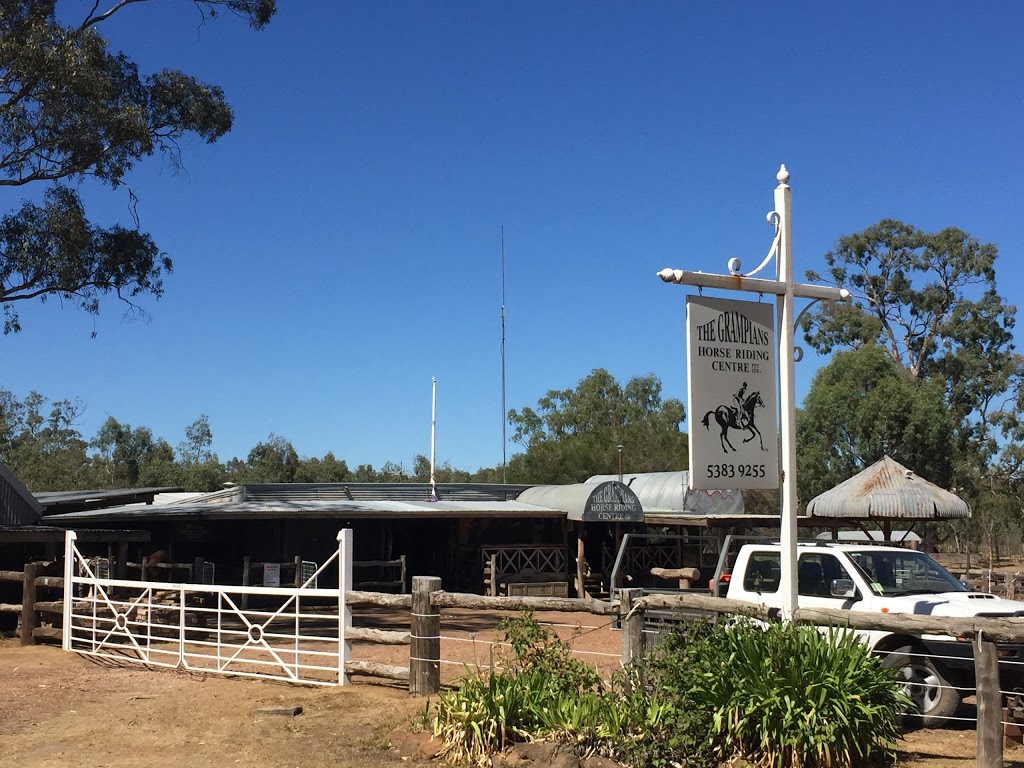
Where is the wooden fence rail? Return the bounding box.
[625,591,1020,768]
[0,563,65,645]
[6,559,1016,768]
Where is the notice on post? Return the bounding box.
[686,296,779,490]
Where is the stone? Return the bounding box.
[389,728,443,760]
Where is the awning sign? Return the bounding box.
[686,296,779,490]
[580,481,643,522]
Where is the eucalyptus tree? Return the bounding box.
[0,0,275,334]
[0,388,95,490]
[795,344,956,504]
[803,219,1021,469]
[506,369,687,484]
[177,414,225,490]
[92,416,182,488]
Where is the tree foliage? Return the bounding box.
[0,388,93,489]
[796,344,956,503]
[803,219,1021,461]
[506,369,687,484]
[799,220,1024,553]
[0,0,275,333]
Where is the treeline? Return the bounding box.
[0,390,490,492]
[0,368,688,493]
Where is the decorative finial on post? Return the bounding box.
[776,164,790,186]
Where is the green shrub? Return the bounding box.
[646,619,907,768]
[433,611,605,765]
[432,613,906,768]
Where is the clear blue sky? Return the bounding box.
[4,2,1023,473]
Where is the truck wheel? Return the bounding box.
[882,645,961,727]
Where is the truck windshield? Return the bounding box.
[846,550,966,596]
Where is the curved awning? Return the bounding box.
[517,481,644,522]
[586,471,745,516]
[805,456,970,520]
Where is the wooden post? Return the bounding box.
[488,553,498,597]
[293,556,302,587]
[116,543,128,580]
[20,563,39,646]
[410,576,441,696]
[241,555,251,610]
[576,526,587,599]
[193,557,205,584]
[975,634,1003,768]
[620,588,644,667]
[141,556,150,582]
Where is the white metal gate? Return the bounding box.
[62,530,353,686]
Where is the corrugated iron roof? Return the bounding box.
[35,486,183,515]
[43,498,565,523]
[805,456,970,519]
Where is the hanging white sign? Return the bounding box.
[686,296,779,490]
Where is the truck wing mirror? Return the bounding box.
[830,578,856,599]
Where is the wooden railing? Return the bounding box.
[0,564,65,644]
[6,560,1017,767]
[619,590,1022,768]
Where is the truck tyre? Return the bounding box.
[882,645,961,727]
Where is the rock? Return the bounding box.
[511,741,580,768]
[491,753,525,768]
[389,728,443,760]
[583,757,623,768]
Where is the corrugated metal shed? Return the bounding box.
[240,482,530,503]
[586,471,744,516]
[43,498,565,523]
[36,486,183,515]
[805,455,970,519]
[0,461,42,526]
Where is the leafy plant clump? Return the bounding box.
[432,611,615,764]
[643,619,908,768]
[432,613,907,768]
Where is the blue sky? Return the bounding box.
[4,2,1023,473]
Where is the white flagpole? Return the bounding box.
[430,377,437,500]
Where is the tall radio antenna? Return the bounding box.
[500,226,507,484]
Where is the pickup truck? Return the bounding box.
[725,542,1024,726]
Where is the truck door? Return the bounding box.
[797,552,860,609]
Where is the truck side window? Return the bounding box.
[798,553,854,598]
[742,553,780,594]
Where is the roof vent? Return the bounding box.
[904,469,913,479]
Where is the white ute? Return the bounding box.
[724,542,1024,726]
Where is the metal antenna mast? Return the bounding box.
[500,226,507,484]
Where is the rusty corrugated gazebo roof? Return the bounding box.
[805,455,970,520]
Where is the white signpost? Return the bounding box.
[659,165,849,615]
[687,296,778,490]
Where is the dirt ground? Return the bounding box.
[2,613,1022,768]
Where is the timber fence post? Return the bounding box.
[20,562,38,646]
[241,556,251,610]
[975,633,1003,768]
[410,576,441,696]
[620,588,644,667]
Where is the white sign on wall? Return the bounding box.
[686,296,779,490]
[263,562,281,587]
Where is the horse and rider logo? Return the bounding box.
[701,381,766,453]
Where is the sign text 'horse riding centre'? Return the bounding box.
[686,296,779,490]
